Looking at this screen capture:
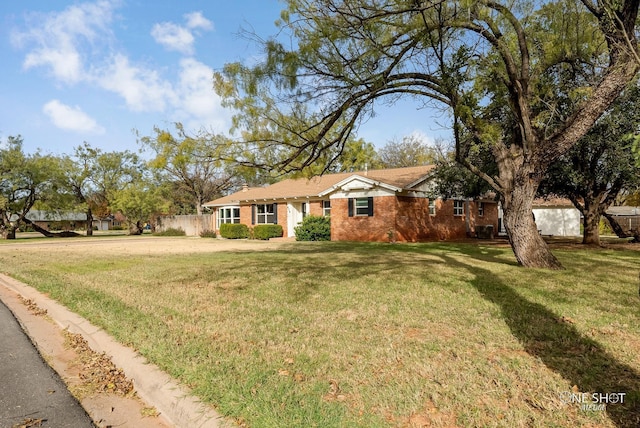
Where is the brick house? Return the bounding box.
[202,165,498,242]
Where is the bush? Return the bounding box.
[200,230,217,238]
[220,223,250,239]
[153,227,186,236]
[253,224,284,240]
[294,215,331,241]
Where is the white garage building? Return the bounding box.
[532,197,581,237]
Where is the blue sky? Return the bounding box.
[1,0,451,156]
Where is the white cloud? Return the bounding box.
[151,22,195,55]
[409,129,436,146]
[173,58,230,131]
[14,4,228,133]
[11,0,116,84]
[151,12,213,55]
[185,11,213,31]
[43,100,105,134]
[97,54,175,112]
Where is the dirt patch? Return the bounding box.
[7,235,290,255]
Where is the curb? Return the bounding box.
[0,273,227,428]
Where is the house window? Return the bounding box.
[253,203,277,224]
[323,200,331,216]
[217,206,240,228]
[429,199,436,216]
[348,197,374,217]
[454,200,464,216]
[478,202,485,217]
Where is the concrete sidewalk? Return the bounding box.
[0,298,95,427]
[0,273,226,428]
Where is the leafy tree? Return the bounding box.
[52,143,101,236]
[0,136,62,239]
[541,85,640,245]
[378,135,438,168]
[215,0,640,269]
[285,136,380,177]
[429,140,495,200]
[90,148,145,219]
[623,191,640,206]
[139,124,236,214]
[111,180,169,235]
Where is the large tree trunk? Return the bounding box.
[500,173,564,270]
[22,217,55,237]
[128,221,144,235]
[22,217,81,238]
[581,201,601,246]
[603,213,640,243]
[2,227,17,240]
[85,207,94,236]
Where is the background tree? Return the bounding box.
[378,135,438,168]
[285,136,380,177]
[111,180,169,235]
[541,85,640,245]
[0,136,62,239]
[215,0,640,269]
[90,149,145,221]
[54,142,101,236]
[139,124,236,215]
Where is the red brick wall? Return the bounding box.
[308,200,325,216]
[331,196,398,242]
[239,205,252,228]
[227,197,498,242]
[395,197,432,241]
[276,203,287,233]
[331,196,499,242]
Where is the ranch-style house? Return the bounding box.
[203,165,499,242]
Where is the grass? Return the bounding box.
[0,238,638,427]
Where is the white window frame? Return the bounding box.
[454,200,464,216]
[256,203,276,224]
[478,202,485,217]
[217,206,240,228]
[322,200,331,217]
[429,199,436,216]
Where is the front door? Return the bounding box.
[287,202,305,237]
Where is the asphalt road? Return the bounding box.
[0,299,95,428]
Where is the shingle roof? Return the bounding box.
[532,196,575,208]
[204,165,435,206]
[25,210,87,222]
[606,206,640,216]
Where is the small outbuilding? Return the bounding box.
[532,197,580,237]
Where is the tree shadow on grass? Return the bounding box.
[438,252,640,427]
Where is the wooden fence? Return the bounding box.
[156,215,215,236]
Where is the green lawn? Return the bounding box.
[0,238,638,427]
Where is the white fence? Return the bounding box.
[156,215,215,236]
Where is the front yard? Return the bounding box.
[0,237,638,427]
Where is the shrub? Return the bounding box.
[294,215,331,241]
[153,227,186,236]
[253,224,284,240]
[200,230,217,238]
[220,223,250,239]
